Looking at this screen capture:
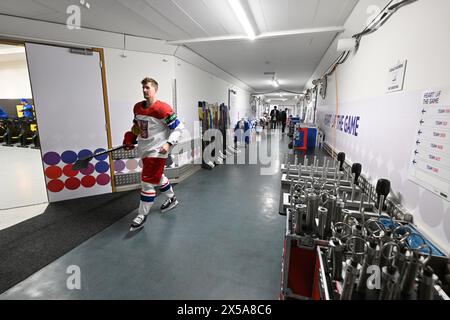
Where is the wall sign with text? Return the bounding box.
[323,114,360,137]
[386,60,407,93]
[409,89,449,202]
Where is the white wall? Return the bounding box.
[0,59,32,99]
[104,48,175,146]
[306,0,450,253]
[175,57,251,138]
[0,15,253,144]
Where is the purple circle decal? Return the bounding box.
[94,148,108,161]
[80,163,95,175]
[114,160,126,172]
[61,150,78,164]
[43,152,61,166]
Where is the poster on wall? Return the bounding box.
[409,88,450,202]
[386,60,407,93]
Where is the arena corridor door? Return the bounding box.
[25,43,113,202]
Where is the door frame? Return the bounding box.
[1,38,117,193]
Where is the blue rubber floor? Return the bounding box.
[1,130,289,300]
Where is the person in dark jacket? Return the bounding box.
[270,106,279,130]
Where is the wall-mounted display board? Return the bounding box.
[409,88,450,202]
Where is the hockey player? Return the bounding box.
[123,77,184,231]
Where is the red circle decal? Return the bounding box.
[81,176,96,188]
[96,174,111,186]
[63,164,79,178]
[65,177,81,190]
[47,179,64,193]
[45,166,63,180]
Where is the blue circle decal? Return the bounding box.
[61,150,78,164]
[95,161,110,173]
[94,148,108,161]
[78,149,93,160]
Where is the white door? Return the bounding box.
[26,43,112,202]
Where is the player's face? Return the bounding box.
[143,83,157,100]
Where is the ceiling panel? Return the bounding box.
[169,0,230,37]
[201,0,244,35]
[0,0,67,22]
[285,0,321,29]
[116,0,189,39]
[314,0,358,26]
[0,0,359,92]
[79,0,175,39]
[0,0,59,17]
[257,0,290,31]
[145,0,209,38]
[247,0,268,33]
[187,31,337,91]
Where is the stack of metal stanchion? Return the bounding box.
[280,152,449,300]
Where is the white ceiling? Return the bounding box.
[0,0,359,92]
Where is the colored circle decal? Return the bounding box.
[96,174,111,186]
[95,161,110,173]
[47,179,64,193]
[94,148,108,161]
[63,164,79,177]
[43,152,61,166]
[65,177,81,190]
[114,160,126,172]
[61,150,78,164]
[81,176,96,188]
[45,166,63,180]
[80,163,95,175]
[126,159,138,170]
[78,149,93,160]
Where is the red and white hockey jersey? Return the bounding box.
[132,100,184,159]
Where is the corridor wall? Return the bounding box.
[306,0,450,253]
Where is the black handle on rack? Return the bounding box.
[337,152,346,171]
[376,179,391,211]
[351,163,362,185]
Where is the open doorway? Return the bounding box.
[0,43,48,230]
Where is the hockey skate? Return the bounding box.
[161,196,179,213]
[130,214,147,232]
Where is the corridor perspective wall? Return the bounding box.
[307,0,450,253]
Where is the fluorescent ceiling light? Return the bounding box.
[228,0,256,40]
